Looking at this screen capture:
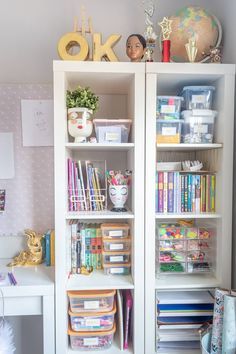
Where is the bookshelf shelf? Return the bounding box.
[155,274,220,290]
[54,61,145,354]
[156,143,222,152]
[155,213,221,219]
[145,63,235,354]
[67,271,134,291]
[66,210,135,220]
[66,143,135,151]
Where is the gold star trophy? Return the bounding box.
[185,37,198,62]
[158,17,172,62]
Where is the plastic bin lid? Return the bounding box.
[157,96,183,100]
[103,262,131,268]
[156,119,183,123]
[68,302,117,317]
[67,289,116,298]
[103,236,131,243]
[93,119,132,123]
[101,223,130,229]
[102,250,131,255]
[181,86,215,92]
[181,110,217,120]
[68,322,116,336]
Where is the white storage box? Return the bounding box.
[93,119,132,143]
[181,110,217,143]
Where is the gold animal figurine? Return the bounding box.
[8,229,43,267]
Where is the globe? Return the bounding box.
[168,6,222,62]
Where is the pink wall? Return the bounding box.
[0,84,54,236]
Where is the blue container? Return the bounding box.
[181,86,215,110]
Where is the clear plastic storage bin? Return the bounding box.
[181,86,215,109]
[101,223,130,238]
[156,96,183,120]
[156,120,182,144]
[68,323,116,350]
[102,251,131,264]
[68,290,116,313]
[93,119,132,143]
[181,110,217,143]
[69,303,116,332]
[103,262,131,275]
[103,237,131,252]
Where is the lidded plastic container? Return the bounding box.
[103,262,131,275]
[102,250,131,264]
[68,322,116,350]
[181,109,217,143]
[156,120,182,144]
[68,290,116,313]
[93,119,132,143]
[181,86,215,110]
[103,237,131,252]
[156,96,183,120]
[101,223,130,238]
[69,302,116,332]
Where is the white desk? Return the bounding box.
[0,260,55,354]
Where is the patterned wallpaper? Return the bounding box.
[0,84,54,236]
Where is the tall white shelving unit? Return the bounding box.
[53,61,145,354]
[145,63,235,354]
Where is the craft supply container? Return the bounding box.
[156,120,182,144]
[68,323,116,350]
[103,262,131,275]
[102,237,131,252]
[156,96,183,120]
[102,250,131,264]
[68,290,116,313]
[101,223,130,238]
[181,85,215,109]
[69,303,116,332]
[93,119,132,143]
[181,109,217,143]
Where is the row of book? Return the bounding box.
[42,229,55,266]
[156,290,214,352]
[69,221,102,274]
[155,171,216,213]
[68,158,106,212]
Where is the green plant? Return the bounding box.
[66,86,99,113]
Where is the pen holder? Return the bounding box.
[109,185,128,212]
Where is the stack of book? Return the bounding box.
[68,159,106,212]
[155,171,216,213]
[156,291,214,352]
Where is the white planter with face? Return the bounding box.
[68,107,93,143]
[109,184,128,212]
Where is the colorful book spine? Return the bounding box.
[123,289,133,350]
[158,172,164,213]
[195,175,201,213]
[50,230,55,266]
[90,227,97,269]
[168,172,174,213]
[163,172,168,213]
[201,175,206,212]
[155,170,158,213]
[210,174,216,212]
[96,227,102,270]
[85,228,92,267]
[45,229,51,267]
[187,174,192,212]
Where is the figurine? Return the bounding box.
[126,34,146,62]
[8,229,43,267]
[202,46,222,63]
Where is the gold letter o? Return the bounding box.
[57,32,89,61]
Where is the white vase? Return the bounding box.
[109,184,128,212]
[68,107,93,143]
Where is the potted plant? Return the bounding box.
[66,86,99,143]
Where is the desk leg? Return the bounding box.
[43,295,55,354]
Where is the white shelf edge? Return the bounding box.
[155,213,221,219]
[155,274,220,290]
[66,211,134,219]
[65,143,135,151]
[156,143,222,151]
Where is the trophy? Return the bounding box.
[158,17,172,62]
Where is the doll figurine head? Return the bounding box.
[126,34,147,62]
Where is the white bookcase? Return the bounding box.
[53,61,145,354]
[145,63,235,354]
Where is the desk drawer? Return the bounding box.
[0,296,42,316]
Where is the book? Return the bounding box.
[45,229,51,266]
[50,230,55,266]
[117,289,124,350]
[123,289,133,349]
